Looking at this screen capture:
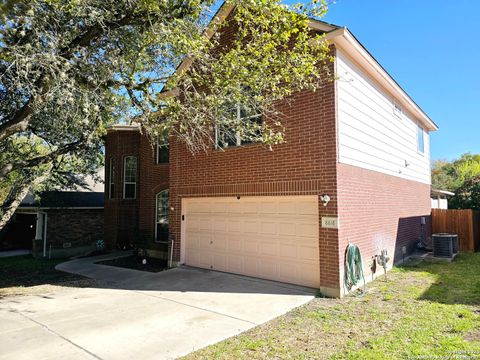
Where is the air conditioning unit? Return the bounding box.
[432,233,459,258]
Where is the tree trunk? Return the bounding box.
[0,183,31,230]
[0,173,49,230]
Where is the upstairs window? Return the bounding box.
[156,138,169,164]
[108,158,115,199]
[215,103,262,149]
[123,156,137,199]
[417,125,425,154]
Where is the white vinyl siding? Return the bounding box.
[336,50,431,184]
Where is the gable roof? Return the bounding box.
[162,2,438,132]
[19,191,104,209]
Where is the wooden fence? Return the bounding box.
[431,209,480,252]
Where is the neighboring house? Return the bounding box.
[431,189,455,209]
[0,170,105,258]
[104,5,438,297]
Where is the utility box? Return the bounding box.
[432,233,459,258]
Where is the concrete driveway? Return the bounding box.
[0,254,315,360]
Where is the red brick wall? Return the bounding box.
[104,129,140,249]
[170,78,340,293]
[337,163,431,287]
[105,129,169,250]
[138,134,169,253]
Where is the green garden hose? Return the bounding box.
[344,244,366,294]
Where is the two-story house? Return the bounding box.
[104,4,437,297]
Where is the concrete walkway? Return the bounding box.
[1,253,315,360]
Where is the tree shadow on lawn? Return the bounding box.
[0,255,85,289]
[399,252,480,306]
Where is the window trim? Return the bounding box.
[215,103,262,149]
[154,189,169,243]
[417,124,425,155]
[123,155,137,199]
[108,157,115,199]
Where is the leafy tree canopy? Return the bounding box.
[0,0,333,228]
[432,153,480,210]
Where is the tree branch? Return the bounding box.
[0,140,84,182]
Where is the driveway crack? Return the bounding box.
[12,309,103,360]
[129,289,258,325]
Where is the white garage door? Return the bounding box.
[183,196,320,288]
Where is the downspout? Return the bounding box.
[43,213,48,257]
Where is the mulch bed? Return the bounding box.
[96,255,168,273]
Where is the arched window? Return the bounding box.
[155,190,169,243]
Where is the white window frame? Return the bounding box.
[155,189,169,243]
[215,104,262,149]
[123,156,137,199]
[417,124,425,155]
[108,157,115,199]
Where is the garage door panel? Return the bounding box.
[186,251,211,269]
[212,219,227,232]
[260,241,278,257]
[243,220,259,233]
[227,219,241,232]
[298,222,318,236]
[279,243,298,258]
[227,235,242,252]
[259,261,278,278]
[278,222,297,236]
[298,245,319,261]
[244,239,259,254]
[212,254,227,271]
[227,258,243,273]
[260,221,277,235]
[228,202,242,214]
[260,201,277,214]
[279,264,298,282]
[243,257,259,276]
[184,196,320,288]
[297,200,319,215]
[198,218,212,231]
[242,202,258,214]
[212,237,227,251]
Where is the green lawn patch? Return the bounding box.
[183,253,480,359]
[0,255,90,298]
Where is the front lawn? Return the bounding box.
[183,253,480,359]
[0,255,92,298]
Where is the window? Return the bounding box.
[155,190,169,243]
[215,103,262,149]
[108,158,115,199]
[417,124,425,154]
[156,138,169,164]
[123,156,137,199]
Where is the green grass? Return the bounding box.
[183,253,480,360]
[0,255,87,298]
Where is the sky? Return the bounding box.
[306,0,480,161]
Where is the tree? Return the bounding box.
[432,153,480,210]
[449,176,480,211]
[0,0,332,229]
